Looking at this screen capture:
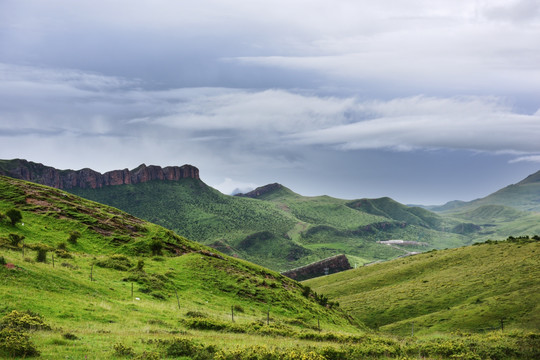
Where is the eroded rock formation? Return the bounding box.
[0,159,199,189]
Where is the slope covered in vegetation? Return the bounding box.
[70,180,470,272]
[306,237,540,336]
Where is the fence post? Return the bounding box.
[90,264,93,281]
[175,289,181,310]
[231,306,235,323]
[52,253,55,268]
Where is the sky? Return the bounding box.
[1,0,540,205]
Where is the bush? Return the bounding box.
[36,248,48,263]
[149,238,163,256]
[68,231,81,244]
[0,310,51,331]
[0,256,5,266]
[8,233,24,248]
[5,209,22,226]
[55,249,72,259]
[62,332,79,340]
[96,254,133,271]
[0,327,40,357]
[113,342,135,357]
[0,310,47,358]
[166,338,216,360]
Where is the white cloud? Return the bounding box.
[289,96,540,153]
[509,155,540,163]
[212,178,258,195]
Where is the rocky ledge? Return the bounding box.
[0,159,199,189]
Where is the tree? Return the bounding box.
[6,209,22,226]
[150,238,163,256]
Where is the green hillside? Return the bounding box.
[433,170,540,213]
[306,237,540,336]
[70,181,470,272]
[0,175,367,358]
[2,176,539,359]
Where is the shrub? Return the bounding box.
[113,342,135,357]
[185,310,209,318]
[8,233,24,248]
[55,249,72,259]
[62,332,79,340]
[96,254,133,271]
[232,304,245,313]
[0,310,51,331]
[68,230,81,244]
[166,338,216,360]
[0,256,5,266]
[5,209,22,226]
[36,248,48,263]
[57,242,67,250]
[149,238,163,256]
[0,327,40,357]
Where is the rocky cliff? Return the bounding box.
[281,254,352,281]
[0,159,199,189]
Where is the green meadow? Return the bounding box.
[1,175,539,359]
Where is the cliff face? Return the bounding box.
[281,254,352,281]
[0,159,199,189]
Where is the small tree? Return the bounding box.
[6,209,22,226]
[150,238,163,256]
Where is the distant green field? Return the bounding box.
[306,237,540,336]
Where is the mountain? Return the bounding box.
[0,159,484,273]
[305,236,540,336]
[432,169,540,213]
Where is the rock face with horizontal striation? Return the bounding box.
[281,254,352,281]
[0,159,199,189]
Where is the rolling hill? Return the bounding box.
[305,237,540,336]
[432,169,540,213]
[0,175,362,358]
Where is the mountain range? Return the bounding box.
[2,158,540,273]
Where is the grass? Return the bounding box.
[1,176,539,359]
[305,237,540,336]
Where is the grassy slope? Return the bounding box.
[433,170,540,213]
[2,177,539,359]
[305,238,540,336]
[1,176,362,358]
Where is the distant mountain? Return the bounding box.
[1,159,473,273]
[432,169,540,213]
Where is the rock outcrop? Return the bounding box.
[0,159,199,189]
[281,254,352,281]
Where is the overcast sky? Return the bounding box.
[1,0,540,204]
